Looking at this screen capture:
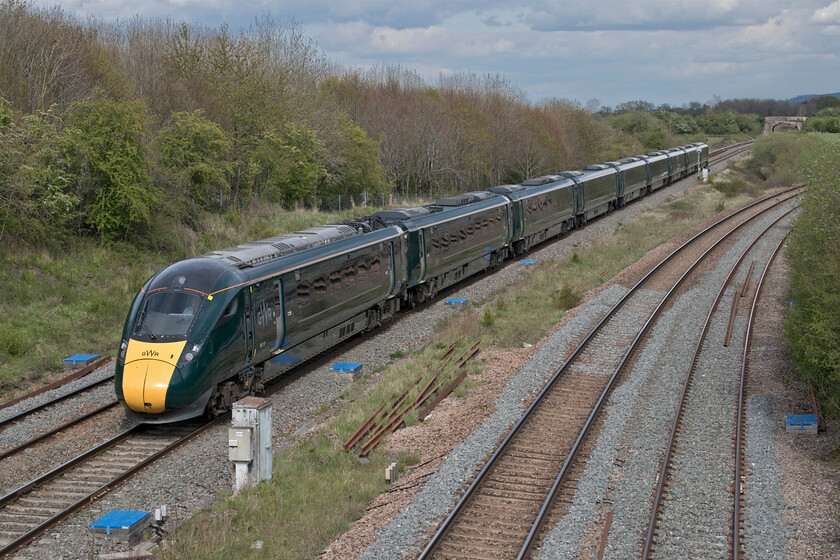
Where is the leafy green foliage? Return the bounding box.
[0,106,78,245]
[320,113,389,199]
[155,110,232,208]
[246,122,327,205]
[64,98,157,241]
[785,135,840,413]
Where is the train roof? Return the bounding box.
[487,184,526,194]
[203,224,361,269]
[522,175,563,187]
[435,190,499,207]
[400,196,508,230]
[371,206,432,225]
[617,156,644,164]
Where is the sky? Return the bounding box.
[31,0,840,109]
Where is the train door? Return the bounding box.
[386,242,397,296]
[244,287,255,363]
[249,281,283,356]
[269,279,286,352]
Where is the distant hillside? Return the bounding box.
[788,92,840,104]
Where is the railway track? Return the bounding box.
[0,141,752,557]
[417,185,798,560]
[0,419,215,558]
[641,204,794,559]
[0,358,114,432]
[708,141,753,167]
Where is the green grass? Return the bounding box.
[161,435,390,560]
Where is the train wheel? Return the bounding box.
[208,381,242,416]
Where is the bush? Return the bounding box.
[550,285,581,310]
[64,98,158,241]
[785,135,840,413]
[155,109,232,209]
[0,326,26,358]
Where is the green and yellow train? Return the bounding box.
[115,143,708,422]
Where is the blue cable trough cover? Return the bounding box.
[520,260,537,265]
[331,363,363,373]
[62,354,100,370]
[89,510,151,540]
[444,298,468,307]
[785,414,818,434]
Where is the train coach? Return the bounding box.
[115,142,708,422]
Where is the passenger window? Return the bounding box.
[297,282,310,306]
[358,261,369,281]
[330,271,341,293]
[313,277,326,298]
[466,224,473,236]
[371,256,381,275]
[450,231,459,245]
[343,266,355,287]
[431,237,440,253]
[459,228,466,241]
[441,235,449,250]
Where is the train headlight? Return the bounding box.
[178,342,204,367]
[118,339,128,366]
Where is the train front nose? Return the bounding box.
[121,340,187,414]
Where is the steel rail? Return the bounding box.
[518,193,799,560]
[0,418,217,558]
[0,373,114,431]
[734,231,789,559]
[641,202,797,559]
[418,185,798,560]
[0,357,111,414]
[0,400,120,461]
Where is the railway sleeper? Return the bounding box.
[446,523,532,541]
[468,494,535,513]
[433,543,505,560]
[38,490,89,500]
[449,511,536,539]
[0,515,49,527]
[488,466,557,481]
[3,504,56,516]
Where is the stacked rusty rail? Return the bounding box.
[344,341,481,456]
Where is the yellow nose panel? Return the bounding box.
[122,340,186,414]
[125,339,187,367]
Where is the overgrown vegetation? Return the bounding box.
[784,134,840,413]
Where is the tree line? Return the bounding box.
[0,0,830,250]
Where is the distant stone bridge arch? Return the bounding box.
[763,116,808,133]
